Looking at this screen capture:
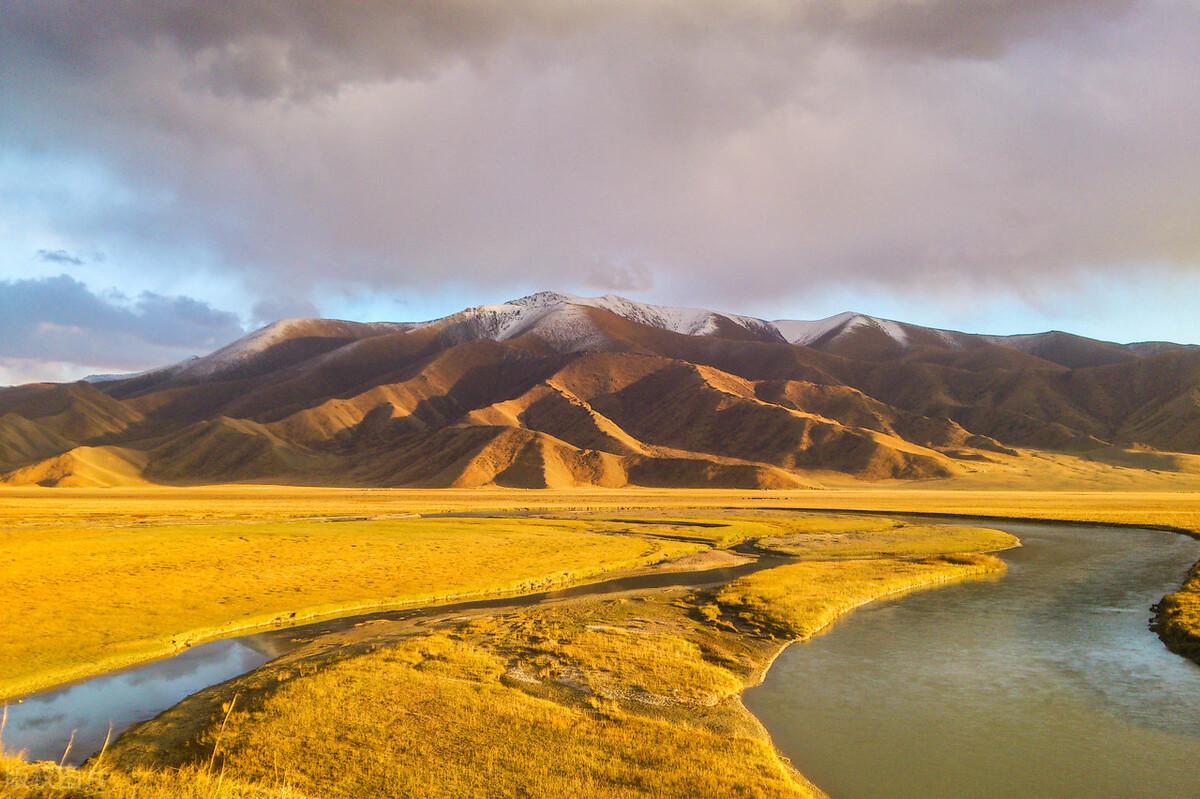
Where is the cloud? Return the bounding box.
[586,258,655,293]
[803,0,1135,60]
[0,357,93,387]
[36,249,85,266]
[251,297,320,325]
[0,0,1196,318]
[0,275,244,377]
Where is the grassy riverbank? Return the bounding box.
[2,504,1013,798]
[761,490,1200,662]
[0,497,1008,702]
[714,554,1004,641]
[5,485,1196,699]
[6,485,1195,796]
[92,517,1010,799]
[1156,562,1200,660]
[0,516,705,702]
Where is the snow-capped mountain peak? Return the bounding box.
[773,312,913,347]
[421,292,782,348]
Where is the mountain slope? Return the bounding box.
[1,291,1195,489]
[774,311,1172,369]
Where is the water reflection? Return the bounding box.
[745,523,1200,799]
[4,640,269,764]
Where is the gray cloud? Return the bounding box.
[1,0,1197,317]
[0,275,244,374]
[36,249,85,266]
[804,0,1136,60]
[586,258,655,293]
[251,296,320,325]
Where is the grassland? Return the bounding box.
[0,756,304,799]
[0,516,705,701]
[5,485,1198,532]
[1,495,1018,798]
[4,485,1199,701]
[713,554,1004,640]
[98,526,1009,799]
[759,489,1200,535]
[748,517,1015,560]
[3,485,1196,797]
[1153,562,1200,659]
[0,492,1017,703]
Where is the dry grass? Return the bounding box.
[764,488,1200,535]
[9,484,1194,699]
[4,484,1200,527]
[0,756,306,799]
[714,554,1006,640]
[1,515,702,701]
[188,630,813,799]
[95,518,1012,799]
[752,519,1016,560]
[760,489,1200,654]
[3,485,1192,797]
[5,485,1198,530]
[1157,562,1200,659]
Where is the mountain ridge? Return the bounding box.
[4,291,1197,489]
[85,292,1193,385]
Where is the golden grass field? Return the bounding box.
[713,554,1003,640]
[3,485,1199,699]
[1,485,1197,798]
[94,517,1010,799]
[0,515,710,702]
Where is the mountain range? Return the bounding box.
[2,291,1198,488]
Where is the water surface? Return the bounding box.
[745,521,1200,798]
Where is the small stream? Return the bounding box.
[3,556,781,764]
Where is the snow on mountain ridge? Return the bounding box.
[772,312,865,346]
[175,318,411,379]
[422,292,781,345]
[773,312,914,347]
[84,363,187,384]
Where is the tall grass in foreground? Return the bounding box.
[0,756,307,799]
[0,698,304,799]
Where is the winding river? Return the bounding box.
[746,520,1200,798]
[5,518,1199,798]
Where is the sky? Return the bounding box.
[2,1,1199,383]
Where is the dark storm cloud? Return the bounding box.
[1,0,1197,312]
[0,275,244,370]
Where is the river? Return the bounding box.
[744,520,1200,798]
